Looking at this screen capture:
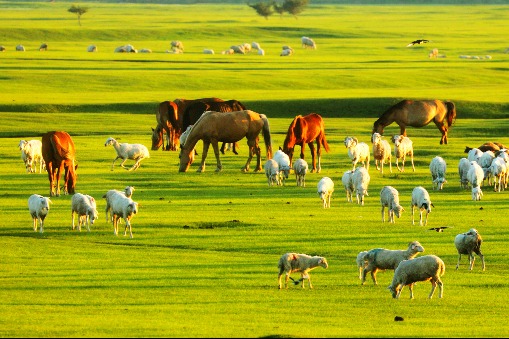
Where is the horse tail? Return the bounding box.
[445,101,456,127]
[321,130,331,153]
[260,114,273,159]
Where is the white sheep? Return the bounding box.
[293,158,308,187]
[388,255,445,299]
[251,42,261,51]
[110,193,138,238]
[356,251,369,280]
[344,136,370,171]
[352,166,370,206]
[371,132,392,174]
[170,40,184,53]
[454,228,485,271]
[467,161,484,200]
[488,157,507,192]
[391,135,415,172]
[317,177,334,208]
[19,139,45,173]
[380,186,404,223]
[280,46,293,56]
[230,45,245,54]
[467,148,483,163]
[273,149,291,186]
[361,240,425,285]
[341,170,355,203]
[102,186,135,223]
[104,137,150,171]
[429,156,447,190]
[411,186,433,226]
[139,48,152,53]
[264,159,280,187]
[458,157,471,189]
[71,193,98,232]
[301,36,317,49]
[478,150,495,185]
[277,252,328,289]
[16,44,25,51]
[28,194,51,234]
[257,48,265,56]
[203,49,214,54]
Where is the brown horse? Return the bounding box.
[179,110,273,173]
[282,113,330,173]
[41,131,77,197]
[372,99,457,144]
[151,101,179,151]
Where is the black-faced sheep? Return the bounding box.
[361,241,424,285]
[388,255,445,299]
[278,253,328,289]
[454,228,485,271]
[410,186,434,226]
[28,194,52,234]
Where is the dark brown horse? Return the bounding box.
[179,110,272,173]
[41,131,77,197]
[182,99,247,154]
[282,113,330,173]
[372,99,457,144]
[151,101,179,151]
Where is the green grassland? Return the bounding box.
[0,2,509,338]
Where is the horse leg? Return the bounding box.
[211,141,223,172]
[242,138,259,172]
[55,162,65,197]
[308,142,318,173]
[198,141,210,173]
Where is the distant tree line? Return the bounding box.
[248,0,309,19]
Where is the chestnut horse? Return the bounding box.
[41,131,77,197]
[151,101,179,151]
[372,99,457,144]
[282,113,330,173]
[179,110,273,173]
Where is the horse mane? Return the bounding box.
[445,101,456,127]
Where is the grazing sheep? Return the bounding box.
[264,159,280,187]
[170,40,184,53]
[242,43,252,53]
[293,158,308,187]
[341,170,355,203]
[301,36,317,49]
[352,166,370,206]
[87,44,98,52]
[230,45,245,54]
[257,48,265,56]
[203,49,214,54]
[356,250,369,280]
[28,194,51,234]
[488,156,507,192]
[344,136,370,171]
[388,255,445,299]
[109,193,138,238]
[467,161,484,200]
[139,48,152,53]
[455,228,485,271]
[278,252,328,289]
[429,156,447,190]
[104,137,150,171]
[19,139,45,174]
[39,43,48,51]
[221,49,234,55]
[428,48,439,58]
[465,142,508,154]
[458,157,471,189]
[273,149,291,186]
[371,132,392,174]
[391,135,415,172]
[317,177,334,208]
[102,186,135,223]
[16,44,25,51]
[361,240,425,285]
[0,45,5,52]
[380,186,404,223]
[280,46,294,56]
[411,186,433,226]
[467,148,483,163]
[251,42,261,51]
[71,193,98,232]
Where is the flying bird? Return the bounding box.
[406,39,430,47]
[428,226,452,232]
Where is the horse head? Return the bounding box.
[151,127,163,150]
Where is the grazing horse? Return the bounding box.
[179,110,273,173]
[282,113,330,173]
[372,99,457,145]
[41,131,77,197]
[151,101,179,151]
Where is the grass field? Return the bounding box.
[1,2,509,338]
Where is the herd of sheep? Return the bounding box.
[19,112,504,299]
